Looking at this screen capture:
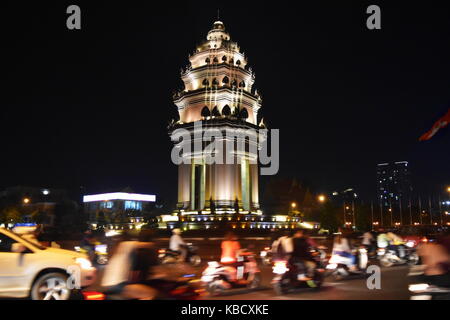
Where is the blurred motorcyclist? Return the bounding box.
[221,231,241,264]
[290,229,316,280]
[416,234,450,287]
[332,229,358,272]
[377,229,389,249]
[169,228,187,262]
[81,230,96,261]
[101,229,159,300]
[362,230,375,256]
[272,230,293,261]
[387,231,405,259]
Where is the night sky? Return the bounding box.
[2,1,449,206]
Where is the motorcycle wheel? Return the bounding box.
[380,258,394,267]
[247,273,261,290]
[407,253,420,266]
[189,255,202,267]
[161,256,175,264]
[273,279,289,296]
[96,255,108,265]
[206,283,224,296]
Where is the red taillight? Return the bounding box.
[82,291,105,300]
[264,247,270,251]
[421,237,428,243]
[158,249,166,254]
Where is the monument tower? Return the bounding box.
[168,20,266,228]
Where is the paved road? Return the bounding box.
[205,264,411,300]
[87,238,412,300]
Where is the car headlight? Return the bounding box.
[76,257,93,269]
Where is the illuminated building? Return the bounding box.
[168,21,262,219]
[377,161,412,207]
[83,190,156,230]
[163,20,318,231]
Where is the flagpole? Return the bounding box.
[429,196,433,225]
[399,196,403,226]
[371,201,374,230]
[380,200,383,227]
[439,195,443,226]
[352,200,356,230]
[390,201,393,227]
[409,197,413,225]
[419,197,423,225]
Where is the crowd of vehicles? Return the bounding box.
[1,225,449,300]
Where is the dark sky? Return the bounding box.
[2,1,450,206]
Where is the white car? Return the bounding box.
[0,227,96,300]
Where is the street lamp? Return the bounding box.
[318,195,326,203]
[23,198,30,204]
[291,202,297,208]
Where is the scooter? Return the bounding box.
[75,242,109,265]
[259,246,272,266]
[158,243,202,267]
[326,247,368,281]
[81,275,203,300]
[201,250,261,296]
[408,266,450,300]
[378,246,419,267]
[272,258,324,295]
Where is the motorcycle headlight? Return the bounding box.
[201,275,215,282]
[326,263,338,270]
[409,283,429,293]
[406,241,415,248]
[272,261,289,274]
[95,244,107,254]
[76,257,93,269]
[260,251,267,257]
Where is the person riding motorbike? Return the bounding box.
[377,229,389,249]
[101,230,160,300]
[169,228,187,262]
[416,234,450,288]
[80,230,97,261]
[290,229,316,281]
[272,230,293,261]
[362,230,375,255]
[220,231,242,282]
[332,230,359,272]
[387,231,406,259]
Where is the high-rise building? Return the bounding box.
[377,161,412,207]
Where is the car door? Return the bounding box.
[0,232,29,297]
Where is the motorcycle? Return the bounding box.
[158,243,202,267]
[408,266,450,300]
[81,275,203,300]
[378,244,419,267]
[259,246,272,266]
[272,258,324,295]
[201,249,261,296]
[326,247,368,281]
[75,242,108,265]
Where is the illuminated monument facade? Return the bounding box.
[167,21,263,227]
[162,21,314,230]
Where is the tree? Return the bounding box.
[316,202,340,233]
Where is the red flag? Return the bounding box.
[419,108,450,141]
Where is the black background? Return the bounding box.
[2,1,449,206]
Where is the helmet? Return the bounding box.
[172,228,181,235]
